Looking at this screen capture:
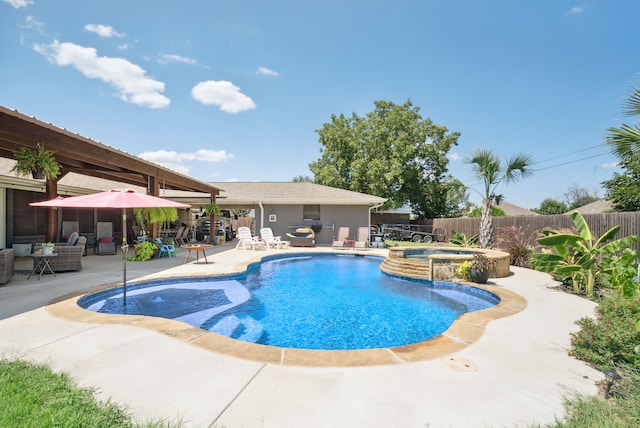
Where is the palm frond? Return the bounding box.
[606,124,640,159]
[624,87,640,116]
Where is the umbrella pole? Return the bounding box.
[122,210,128,305]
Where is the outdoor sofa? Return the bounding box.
[0,248,14,284]
[33,236,87,272]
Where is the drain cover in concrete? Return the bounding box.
[443,356,477,372]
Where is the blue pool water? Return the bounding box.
[79,254,499,350]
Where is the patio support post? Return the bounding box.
[45,177,58,243]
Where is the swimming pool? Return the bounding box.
[79,254,499,350]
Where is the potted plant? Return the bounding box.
[10,143,62,180]
[42,242,55,255]
[203,202,221,217]
[469,252,496,284]
[128,241,158,261]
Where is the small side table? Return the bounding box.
[181,244,213,264]
[345,239,355,249]
[28,253,57,280]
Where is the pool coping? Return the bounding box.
[45,250,528,367]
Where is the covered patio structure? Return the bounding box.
[0,106,221,248]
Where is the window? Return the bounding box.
[303,205,320,221]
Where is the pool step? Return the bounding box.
[209,314,241,336]
[208,315,264,343]
[238,317,264,343]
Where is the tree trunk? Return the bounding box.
[479,198,493,248]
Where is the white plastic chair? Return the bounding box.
[236,227,262,250]
[260,227,288,249]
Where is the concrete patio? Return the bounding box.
[0,242,604,427]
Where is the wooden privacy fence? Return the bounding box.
[420,212,640,248]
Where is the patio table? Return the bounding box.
[181,244,212,264]
[28,253,57,280]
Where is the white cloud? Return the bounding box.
[447,152,462,161]
[3,0,33,8]
[138,149,235,174]
[568,6,584,15]
[33,40,170,109]
[600,162,618,169]
[257,66,279,77]
[159,54,196,65]
[84,24,124,38]
[191,80,256,113]
[20,15,44,34]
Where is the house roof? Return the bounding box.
[565,199,613,215]
[497,201,539,216]
[168,182,387,207]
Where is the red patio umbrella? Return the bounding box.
[30,188,191,302]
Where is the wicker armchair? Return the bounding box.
[0,248,14,284]
[33,236,87,272]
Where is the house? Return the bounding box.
[168,182,387,246]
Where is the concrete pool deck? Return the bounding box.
[0,243,603,427]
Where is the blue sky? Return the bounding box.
[1,0,639,210]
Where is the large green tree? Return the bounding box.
[466,149,534,248]
[532,198,568,215]
[604,86,640,211]
[309,100,461,218]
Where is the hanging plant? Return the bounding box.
[203,202,221,216]
[133,207,179,235]
[10,143,61,180]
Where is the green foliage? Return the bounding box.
[570,296,640,370]
[133,207,179,233]
[203,203,221,216]
[128,241,158,261]
[622,318,640,366]
[309,99,462,218]
[603,154,640,212]
[455,260,472,281]
[531,212,640,297]
[600,248,640,298]
[497,226,534,268]
[10,144,61,179]
[448,230,479,247]
[532,198,568,215]
[292,175,314,182]
[467,205,506,217]
[604,86,640,212]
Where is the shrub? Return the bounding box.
[448,230,478,247]
[570,296,640,370]
[497,225,534,268]
[455,261,471,281]
[128,241,158,261]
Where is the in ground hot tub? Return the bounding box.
[380,246,511,282]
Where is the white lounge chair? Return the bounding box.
[260,227,288,249]
[236,227,263,250]
[354,226,370,249]
[332,227,350,249]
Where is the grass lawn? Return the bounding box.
[0,358,179,428]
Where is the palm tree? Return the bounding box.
[607,86,640,159]
[466,149,534,248]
